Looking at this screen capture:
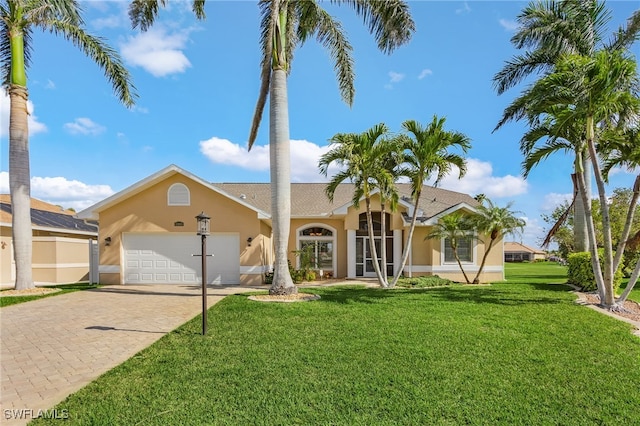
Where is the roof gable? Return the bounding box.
[76,165,269,220]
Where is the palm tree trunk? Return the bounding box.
[268,69,296,295]
[380,202,388,287]
[365,197,387,287]
[575,154,606,301]
[390,189,422,287]
[453,245,471,284]
[574,150,590,252]
[586,119,614,308]
[617,256,639,304]
[9,84,34,291]
[472,237,495,284]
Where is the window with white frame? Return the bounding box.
[167,183,190,206]
[297,226,334,273]
[444,236,473,263]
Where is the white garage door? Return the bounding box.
[123,233,240,285]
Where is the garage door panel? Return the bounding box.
[123,234,240,285]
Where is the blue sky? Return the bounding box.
[1,0,638,249]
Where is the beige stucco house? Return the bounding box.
[76,164,505,286]
[1,195,98,287]
[504,241,546,262]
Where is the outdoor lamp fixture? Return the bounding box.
[104,237,112,246]
[196,211,210,236]
[195,211,211,335]
[247,237,253,247]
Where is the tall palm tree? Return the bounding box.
[493,0,640,252]
[424,212,474,284]
[468,199,526,284]
[1,0,136,290]
[248,0,414,295]
[319,123,394,288]
[390,116,470,287]
[519,50,639,308]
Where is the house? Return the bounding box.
[76,165,505,286]
[0,195,98,288]
[503,241,546,262]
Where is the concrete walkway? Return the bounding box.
[0,284,260,425]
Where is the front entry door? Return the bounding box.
[355,236,393,277]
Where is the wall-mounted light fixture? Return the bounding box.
[247,237,253,247]
[105,237,112,246]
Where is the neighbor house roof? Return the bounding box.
[504,241,545,255]
[0,194,98,236]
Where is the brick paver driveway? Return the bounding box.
[1,284,259,425]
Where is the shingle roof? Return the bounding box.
[504,241,544,254]
[214,183,478,220]
[0,195,98,235]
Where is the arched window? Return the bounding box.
[167,183,190,206]
[297,224,336,275]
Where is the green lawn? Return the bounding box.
[35,264,640,425]
[0,283,100,308]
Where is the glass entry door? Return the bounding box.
[355,236,393,277]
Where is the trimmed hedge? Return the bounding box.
[567,249,622,293]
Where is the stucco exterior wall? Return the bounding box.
[97,174,266,285]
[1,227,94,286]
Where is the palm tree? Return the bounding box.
[128,0,206,31]
[1,0,136,290]
[248,0,414,295]
[493,0,640,253]
[424,212,474,284]
[518,50,639,308]
[389,116,470,287]
[468,199,526,284]
[319,123,394,287]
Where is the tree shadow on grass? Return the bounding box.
[316,284,570,307]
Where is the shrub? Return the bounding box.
[396,275,453,288]
[567,250,622,293]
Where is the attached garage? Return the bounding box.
[123,233,240,285]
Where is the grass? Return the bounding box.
[35,263,640,425]
[0,283,101,308]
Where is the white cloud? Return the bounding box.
[45,79,56,90]
[434,158,529,199]
[199,137,341,182]
[0,90,47,138]
[388,71,405,83]
[418,69,433,79]
[0,171,114,210]
[456,2,471,14]
[120,27,192,77]
[499,19,519,31]
[63,117,106,136]
[542,192,573,211]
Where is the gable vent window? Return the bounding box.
[168,183,190,206]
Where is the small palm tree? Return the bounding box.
[425,213,474,284]
[2,0,136,290]
[248,0,414,295]
[319,123,393,287]
[390,116,470,287]
[468,199,526,284]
